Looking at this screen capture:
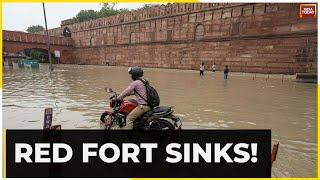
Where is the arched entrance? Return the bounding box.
[195,24,205,41]
[63,27,72,37]
[23,48,57,63]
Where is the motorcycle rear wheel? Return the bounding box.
[149,118,174,130]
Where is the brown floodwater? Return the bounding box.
[3,64,317,177]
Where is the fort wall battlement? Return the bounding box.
[40,3,318,73]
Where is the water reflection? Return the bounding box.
[3,64,317,177]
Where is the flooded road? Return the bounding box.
[3,64,317,177]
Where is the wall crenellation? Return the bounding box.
[61,3,236,29]
[48,3,246,37]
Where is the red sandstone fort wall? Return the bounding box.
[3,30,73,46]
[3,30,74,63]
[48,3,317,74]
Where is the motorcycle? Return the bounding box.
[100,87,182,130]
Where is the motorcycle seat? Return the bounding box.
[152,106,173,116]
[141,106,172,119]
[152,106,171,114]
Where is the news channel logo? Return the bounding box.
[300,4,317,19]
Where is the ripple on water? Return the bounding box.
[204,109,213,112]
[239,121,257,126]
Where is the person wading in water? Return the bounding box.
[200,62,205,76]
[224,65,229,79]
[212,63,216,72]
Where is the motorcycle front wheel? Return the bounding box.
[100,112,115,130]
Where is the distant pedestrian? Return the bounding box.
[224,65,229,79]
[212,63,216,72]
[200,62,205,76]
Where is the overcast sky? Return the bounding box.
[3,3,149,32]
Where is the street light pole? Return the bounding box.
[42,3,53,71]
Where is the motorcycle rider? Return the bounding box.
[116,67,151,129]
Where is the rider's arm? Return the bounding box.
[118,81,136,100]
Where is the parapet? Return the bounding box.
[61,3,241,32]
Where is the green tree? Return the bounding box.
[74,3,130,23]
[138,4,160,10]
[26,25,45,33]
[99,3,129,18]
[29,49,46,61]
[99,3,118,18]
[100,3,116,10]
[75,10,100,22]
